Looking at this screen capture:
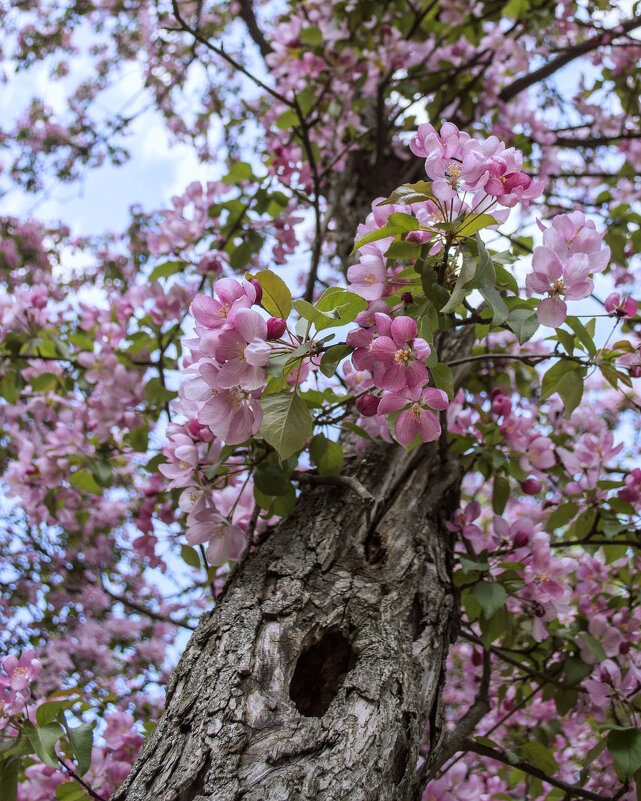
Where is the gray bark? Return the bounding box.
[113,440,465,801]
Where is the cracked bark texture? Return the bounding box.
[113,439,466,801]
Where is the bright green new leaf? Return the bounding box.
[520,741,559,775]
[56,782,90,800]
[148,260,185,281]
[376,181,436,206]
[259,391,313,459]
[69,469,102,496]
[255,270,292,319]
[455,213,497,238]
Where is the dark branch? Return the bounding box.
[499,16,641,103]
[237,0,273,58]
[464,738,623,801]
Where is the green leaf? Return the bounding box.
[254,483,296,517]
[148,260,185,281]
[181,544,201,569]
[563,655,592,686]
[479,605,508,646]
[316,287,367,317]
[352,213,421,252]
[309,435,344,476]
[376,181,435,206]
[292,299,334,328]
[299,26,322,45]
[546,502,578,531]
[144,377,177,403]
[607,728,641,778]
[222,161,254,183]
[473,581,507,618]
[29,373,59,392]
[0,753,20,801]
[471,233,507,325]
[540,359,580,401]
[520,741,559,774]
[66,722,93,776]
[385,240,422,260]
[565,316,596,357]
[259,391,313,459]
[56,782,90,801]
[69,469,102,496]
[430,362,454,400]
[275,109,298,130]
[254,461,293,496]
[320,344,354,378]
[440,252,476,314]
[255,269,292,319]
[0,372,19,403]
[492,475,510,515]
[23,720,64,768]
[129,422,150,453]
[506,307,539,345]
[455,213,498,238]
[558,369,585,418]
[36,699,73,727]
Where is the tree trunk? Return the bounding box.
[113,435,467,801]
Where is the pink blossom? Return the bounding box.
[378,385,448,445]
[526,247,593,327]
[212,307,270,390]
[185,503,247,565]
[605,292,638,318]
[369,316,431,390]
[1,650,42,691]
[190,279,256,329]
[159,432,199,487]
[347,242,388,300]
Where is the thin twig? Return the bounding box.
[57,756,109,801]
[102,584,196,630]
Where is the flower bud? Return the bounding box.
[401,292,413,306]
[187,419,205,438]
[249,278,263,304]
[471,649,483,666]
[513,529,530,548]
[521,478,541,495]
[355,393,380,417]
[198,251,225,275]
[492,394,511,416]
[266,317,287,340]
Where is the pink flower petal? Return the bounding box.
[537,296,567,328]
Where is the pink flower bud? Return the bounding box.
[492,394,511,416]
[620,641,630,655]
[355,393,380,417]
[249,278,263,304]
[521,478,541,495]
[266,317,287,340]
[401,292,413,305]
[471,649,483,666]
[198,251,225,275]
[513,529,530,548]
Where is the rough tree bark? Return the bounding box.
[113,331,476,801]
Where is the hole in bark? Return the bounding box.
[364,529,387,567]
[289,629,357,717]
[409,593,425,640]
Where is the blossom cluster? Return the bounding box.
[0,650,41,727]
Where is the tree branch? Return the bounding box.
[102,584,196,631]
[171,0,294,107]
[236,0,273,57]
[499,16,641,103]
[463,738,623,801]
[291,470,375,507]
